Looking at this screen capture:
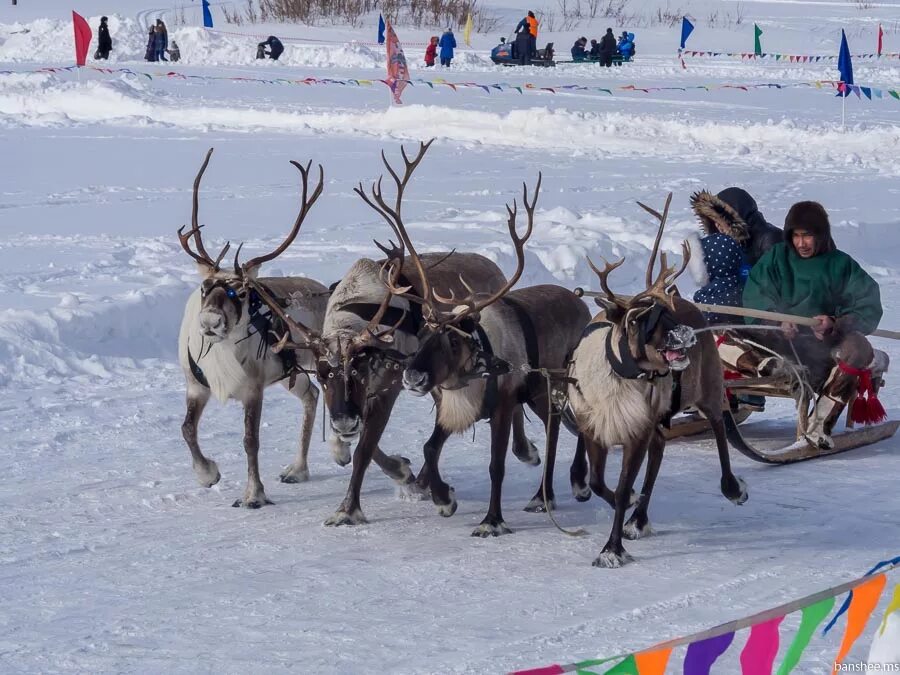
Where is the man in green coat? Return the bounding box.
[742,201,884,449]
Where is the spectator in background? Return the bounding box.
[144,26,157,62]
[598,27,616,67]
[424,36,438,67]
[571,36,588,60]
[168,40,181,62]
[515,11,538,58]
[257,35,284,60]
[514,26,531,65]
[154,23,168,62]
[439,27,456,67]
[95,16,112,60]
[618,31,636,59]
[588,38,601,58]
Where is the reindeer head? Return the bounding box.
[178,148,323,345]
[589,194,696,375]
[368,165,539,396]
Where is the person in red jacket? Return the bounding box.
[424,36,438,67]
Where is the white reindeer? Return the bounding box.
[177,148,345,508]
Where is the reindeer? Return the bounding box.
[566,195,748,567]
[254,141,541,526]
[177,148,337,508]
[378,172,592,536]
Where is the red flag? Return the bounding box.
[384,21,409,104]
[72,11,91,66]
[878,24,884,56]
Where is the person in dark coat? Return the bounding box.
[514,28,531,65]
[167,40,181,63]
[154,23,168,62]
[95,16,112,60]
[257,36,284,60]
[571,37,588,60]
[598,27,616,67]
[688,232,746,325]
[691,188,783,266]
[588,38,600,58]
[144,26,157,62]
[439,28,456,67]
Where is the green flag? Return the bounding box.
[754,23,763,55]
[776,596,835,675]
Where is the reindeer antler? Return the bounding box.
[247,279,321,353]
[432,174,540,324]
[629,240,691,310]
[177,148,230,270]
[586,255,626,305]
[349,244,410,352]
[354,140,436,319]
[237,159,325,272]
[636,192,672,288]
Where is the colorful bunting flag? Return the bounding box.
[684,632,734,674]
[832,574,887,673]
[754,24,763,56]
[741,616,784,675]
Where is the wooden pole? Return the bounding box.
[572,288,900,341]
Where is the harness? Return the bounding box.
[575,304,683,428]
[188,281,296,389]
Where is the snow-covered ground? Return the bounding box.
[1,0,899,673]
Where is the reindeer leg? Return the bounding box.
[472,400,514,537]
[511,404,540,466]
[234,391,272,508]
[587,440,616,509]
[325,389,400,526]
[699,403,749,506]
[524,394,559,512]
[182,384,220,487]
[570,435,591,502]
[593,435,648,568]
[414,423,455,515]
[279,375,317,484]
[624,428,665,540]
[371,444,425,501]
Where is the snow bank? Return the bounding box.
[3,71,900,177]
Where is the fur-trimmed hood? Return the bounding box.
[690,190,750,242]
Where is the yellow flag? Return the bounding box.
[464,13,473,46]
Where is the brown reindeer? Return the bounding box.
[252,141,542,526]
[383,174,592,536]
[177,148,336,508]
[566,194,748,567]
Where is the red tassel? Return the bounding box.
[838,362,888,426]
[867,396,887,424]
[851,394,869,424]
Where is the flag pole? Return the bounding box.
[841,82,846,130]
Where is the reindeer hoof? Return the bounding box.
[193,460,221,488]
[623,518,651,540]
[524,495,555,512]
[471,520,513,537]
[722,475,749,505]
[572,482,591,502]
[279,465,310,484]
[512,438,541,466]
[592,549,633,568]
[436,489,458,518]
[232,497,274,509]
[324,508,367,527]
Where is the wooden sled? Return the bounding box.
[724,414,899,464]
[665,408,752,440]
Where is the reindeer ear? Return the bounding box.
[596,299,625,323]
[243,265,260,280]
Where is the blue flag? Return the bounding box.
[680,17,694,49]
[202,0,213,28]
[837,29,853,97]
[377,14,386,44]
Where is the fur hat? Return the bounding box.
[690,190,750,243]
[784,201,835,255]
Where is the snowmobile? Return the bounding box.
[573,288,899,464]
[490,38,556,67]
